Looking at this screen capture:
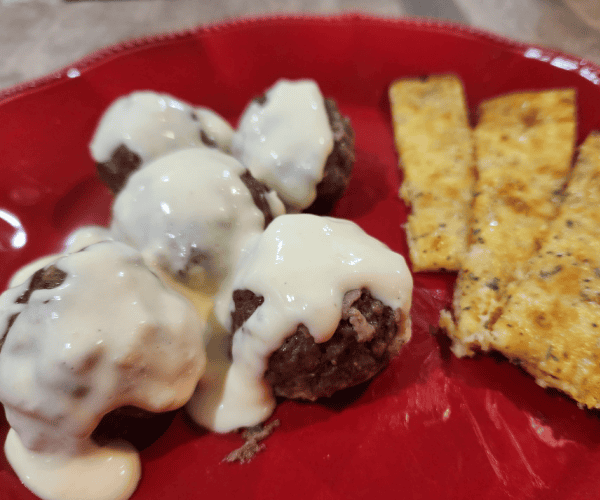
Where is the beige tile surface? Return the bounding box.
[1,0,600,91]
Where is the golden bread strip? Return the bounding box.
[441,89,576,354]
[488,133,600,408]
[389,75,475,271]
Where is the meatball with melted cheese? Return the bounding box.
[232,79,355,214]
[0,241,206,500]
[90,91,234,193]
[111,147,285,293]
[187,214,412,433]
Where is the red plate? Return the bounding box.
[2,13,600,500]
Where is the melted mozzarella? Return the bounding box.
[111,147,284,296]
[188,214,413,432]
[90,91,233,165]
[232,79,334,211]
[0,241,206,500]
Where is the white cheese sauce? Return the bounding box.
[188,214,413,432]
[111,147,284,297]
[194,107,236,153]
[0,241,206,500]
[9,225,113,288]
[5,429,140,500]
[232,79,334,211]
[63,225,113,252]
[89,91,234,165]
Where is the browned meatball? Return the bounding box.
[305,98,356,215]
[231,288,407,401]
[96,144,143,194]
[247,93,356,215]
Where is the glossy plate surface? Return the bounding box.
[2,14,600,500]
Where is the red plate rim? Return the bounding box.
[2,12,600,105]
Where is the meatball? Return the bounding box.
[110,147,285,292]
[0,241,206,498]
[232,79,355,213]
[96,143,143,194]
[1,264,67,352]
[307,98,356,215]
[90,91,234,193]
[232,287,407,401]
[187,214,412,433]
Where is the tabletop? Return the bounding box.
[1,0,600,92]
